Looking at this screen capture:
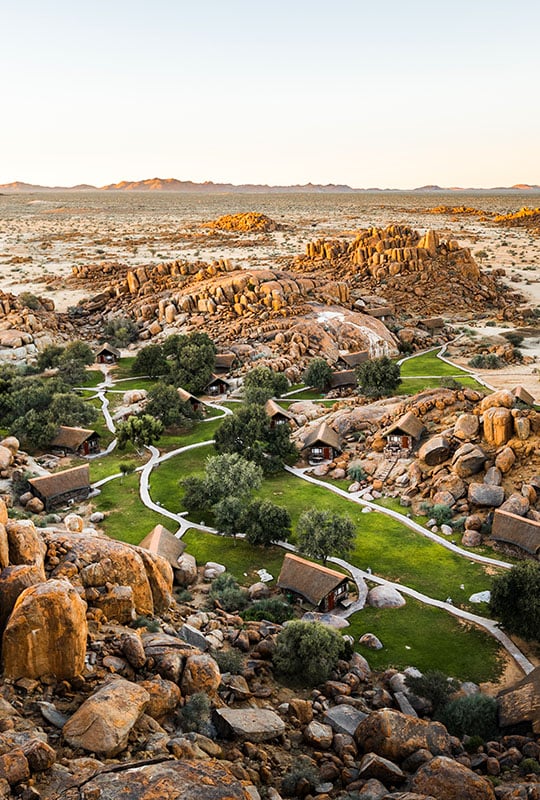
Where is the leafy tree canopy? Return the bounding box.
[163,332,216,395]
[116,413,163,451]
[490,561,540,641]
[296,508,355,564]
[242,499,291,546]
[356,356,401,398]
[145,383,199,429]
[302,358,332,392]
[214,403,297,474]
[131,344,170,379]
[102,315,139,348]
[242,366,289,405]
[273,620,349,686]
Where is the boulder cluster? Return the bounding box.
[0,291,70,364]
[204,212,281,233]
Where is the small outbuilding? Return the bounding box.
[95,343,121,364]
[277,553,349,612]
[512,385,536,407]
[28,465,92,511]
[329,370,358,391]
[264,398,295,428]
[139,523,186,569]
[418,317,445,334]
[491,509,540,556]
[177,387,205,414]
[302,422,341,463]
[204,374,230,397]
[337,351,370,369]
[383,411,425,455]
[50,426,101,457]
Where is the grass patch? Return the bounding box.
[181,528,285,586]
[157,418,223,452]
[89,449,147,483]
[397,375,482,395]
[150,445,212,513]
[93,472,171,545]
[347,598,503,682]
[400,351,469,378]
[81,369,105,388]
[111,356,136,379]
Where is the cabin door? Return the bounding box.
[401,435,410,449]
[323,447,331,460]
[327,592,335,611]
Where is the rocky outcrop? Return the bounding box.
[419,435,452,466]
[355,709,452,762]
[213,708,286,742]
[2,579,87,680]
[205,212,280,233]
[410,755,496,800]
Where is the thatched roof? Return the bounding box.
[303,422,341,452]
[139,524,186,567]
[265,398,294,421]
[278,554,347,606]
[513,385,536,406]
[96,342,121,357]
[205,374,230,387]
[384,411,425,440]
[215,353,236,372]
[329,370,358,389]
[498,667,540,732]
[339,351,369,368]
[177,387,200,404]
[419,317,444,330]
[491,509,540,555]
[29,465,91,500]
[50,426,99,451]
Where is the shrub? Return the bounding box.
[469,354,503,369]
[519,758,540,776]
[439,694,498,740]
[243,598,294,624]
[102,315,139,347]
[18,292,40,310]
[440,377,462,390]
[209,573,248,612]
[502,331,524,346]
[404,670,460,714]
[213,648,244,674]
[273,620,348,686]
[281,757,319,797]
[490,561,540,641]
[132,616,160,632]
[398,341,414,355]
[178,692,211,733]
[347,461,366,483]
[175,589,193,603]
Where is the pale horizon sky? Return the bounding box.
[2,0,539,188]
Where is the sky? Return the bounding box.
[1,0,539,188]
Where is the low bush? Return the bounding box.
[209,573,248,612]
[439,694,498,740]
[281,757,319,797]
[243,597,294,624]
[213,648,244,674]
[404,670,460,714]
[178,692,211,733]
[273,620,350,686]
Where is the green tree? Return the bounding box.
[214,496,245,537]
[242,499,291,546]
[242,366,289,405]
[296,508,355,565]
[37,344,64,371]
[131,344,169,378]
[356,356,401,398]
[181,476,212,514]
[56,358,87,387]
[214,404,297,474]
[61,340,95,366]
[102,316,139,347]
[116,414,163,451]
[119,462,135,482]
[203,453,263,505]
[439,694,498,740]
[209,573,248,612]
[145,383,198,429]
[11,408,57,450]
[163,332,216,394]
[490,561,540,641]
[303,358,332,391]
[48,393,98,427]
[273,620,348,686]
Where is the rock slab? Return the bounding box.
[213,708,285,742]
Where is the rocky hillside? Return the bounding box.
[0,290,75,364]
[494,207,540,235]
[205,213,281,233]
[291,224,519,316]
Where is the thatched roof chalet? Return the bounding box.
[215,353,237,373]
[28,465,91,510]
[418,317,444,331]
[139,524,186,568]
[491,509,540,556]
[498,667,540,732]
[513,385,536,407]
[50,426,99,453]
[338,351,369,368]
[303,422,341,453]
[265,398,295,423]
[329,370,358,389]
[96,343,121,358]
[277,554,348,607]
[383,411,425,441]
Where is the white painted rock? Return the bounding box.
[469,591,491,604]
[367,586,406,609]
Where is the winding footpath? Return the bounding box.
[87,363,534,675]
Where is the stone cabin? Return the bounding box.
[264,398,295,428]
[204,374,230,397]
[329,370,358,391]
[50,426,101,457]
[177,387,205,414]
[383,411,425,456]
[302,422,342,463]
[337,351,370,370]
[139,523,186,569]
[277,553,349,612]
[491,509,540,557]
[95,343,121,364]
[214,353,237,374]
[28,465,92,511]
[418,317,445,335]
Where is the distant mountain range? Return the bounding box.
[1,178,540,194]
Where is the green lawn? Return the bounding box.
[111,356,137,379]
[397,375,482,396]
[150,445,212,513]
[347,598,503,682]
[89,449,148,483]
[81,368,105,388]
[181,528,285,586]
[111,377,161,393]
[397,351,485,395]
[157,418,223,452]
[93,472,171,544]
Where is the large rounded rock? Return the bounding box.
[355,709,451,762]
[77,758,255,799]
[181,653,221,697]
[419,436,452,466]
[304,720,333,749]
[367,585,406,608]
[2,579,87,680]
[468,483,505,508]
[462,530,482,547]
[175,553,198,586]
[500,494,529,517]
[484,466,502,485]
[0,436,20,455]
[495,446,515,474]
[0,563,46,635]
[64,514,84,533]
[454,413,480,441]
[451,443,486,477]
[410,755,495,800]
[433,473,466,500]
[139,675,181,720]
[6,519,46,568]
[479,390,515,412]
[0,446,13,471]
[483,407,513,446]
[62,678,150,757]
